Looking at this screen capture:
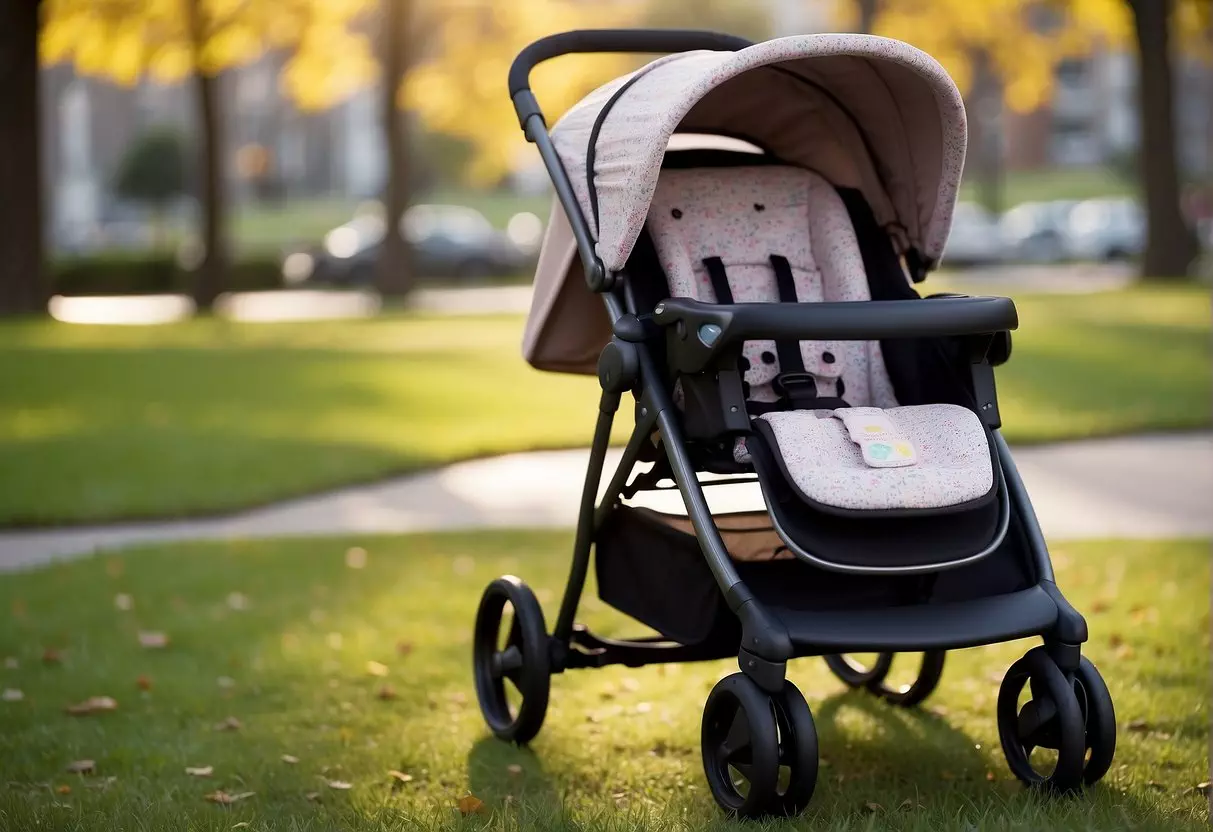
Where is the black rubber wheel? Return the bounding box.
[770,682,819,816]
[1073,656,1117,785]
[997,646,1088,794]
[701,674,781,818]
[472,576,550,744]
[824,651,945,707]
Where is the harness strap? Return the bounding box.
[702,257,734,304]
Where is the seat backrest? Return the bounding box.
[645,166,899,409]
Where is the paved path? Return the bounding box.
[1,433,1208,573]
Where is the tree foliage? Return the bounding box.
[112,127,189,206]
[404,0,641,186]
[40,0,379,111]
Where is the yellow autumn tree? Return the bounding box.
[405,0,642,187]
[40,0,379,307]
[837,0,1207,276]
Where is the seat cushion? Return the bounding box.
[751,404,995,514]
[645,165,898,409]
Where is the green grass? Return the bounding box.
[229,190,554,256]
[0,534,1208,831]
[959,167,1133,208]
[0,284,1209,527]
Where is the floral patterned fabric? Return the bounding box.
[757,405,994,511]
[647,166,899,408]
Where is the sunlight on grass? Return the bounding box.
[0,285,1208,526]
[0,534,1208,831]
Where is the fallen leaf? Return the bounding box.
[326,633,343,650]
[448,691,468,705]
[214,716,242,732]
[986,772,996,782]
[226,592,250,611]
[1146,780,1167,791]
[387,770,413,784]
[217,676,236,689]
[65,760,95,775]
[232,824,251,829]
[137,631,169,649]
[863,802,884,814]
[186,766,214,778]
[281,755,299,765]
[56,785,71,795]
[634,702,652,714]
[3,657,16,670]
[1089,598,1110,614]
[620,677,641,693]
[42,648,62,664]
[395,641,413,657]
[898,798,916,810]
[204,790,254,805]
[344,547,367,569]
[457,793,487,815]
[136,675,152,691]
[366,661,388,678]
[506,764,522,777]
[65,696,117,716]
[376,685,397,701]
[1127,719,1152,734]
[305,791,321,802]
[1190,781,1211,797]
[85,776,117,790]
[326,780,353,790]
[1108,633,1123,648]
[114,594,133,611]
[2,689,24,702]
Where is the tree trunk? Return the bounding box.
[856,0,879,34]
[1127,0,1199,278]
[0,0,46,316]
[967,48,1004,215]
[187,0,227,310]
[376,0,413,297]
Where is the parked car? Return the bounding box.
[941,201,1004,266]
[281,203,533,286]
[1065,198,1144,262]
[999,200,1078,263]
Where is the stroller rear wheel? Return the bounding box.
[996,645,1102,793]
[472,576,551,744]
[824,651,946,707]
[701,674,820,817]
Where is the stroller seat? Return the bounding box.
[646,166,999,537]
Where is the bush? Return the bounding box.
[52,253,282,296]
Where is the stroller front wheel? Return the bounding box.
[472,576,551,744]
[996,645,1091,793]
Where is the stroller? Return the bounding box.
[472,30,1116,818]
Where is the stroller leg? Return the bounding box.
[552,390,620,646]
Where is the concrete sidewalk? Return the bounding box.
[0,432,1208,573]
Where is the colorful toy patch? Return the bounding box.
[830,408,918,468]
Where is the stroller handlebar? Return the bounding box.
[509,29,753,120]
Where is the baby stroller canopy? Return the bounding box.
[525,34,967,375]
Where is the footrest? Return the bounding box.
[776,586,1058,654]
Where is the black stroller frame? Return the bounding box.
[472,29,1117,818]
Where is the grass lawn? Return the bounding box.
[0,533,1208,831]
[958,167,1132,208]
[1,284,1209,527]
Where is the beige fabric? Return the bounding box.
[755,405,994,511]
[525,34,967,375]
[640,510,794,562]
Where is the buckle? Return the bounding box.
[771,373,819,400]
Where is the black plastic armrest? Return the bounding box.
[652,296,1018,374]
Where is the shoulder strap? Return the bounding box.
[702,257,734,304]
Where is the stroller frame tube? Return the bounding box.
[517,33,1086,687]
